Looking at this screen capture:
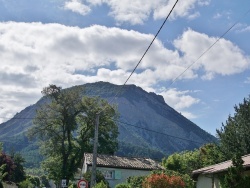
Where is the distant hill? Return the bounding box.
[0,82,216,166]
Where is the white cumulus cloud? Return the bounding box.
[84,0,210,25]
[64,0,91,15]
[174,29,250,80]
[158,88,200,119]
[0,22,249,123]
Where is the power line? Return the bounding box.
[168,7,250,87]
[1,0,226,149]
[98,0,179,114]
[117,120,206,145]
[123,0,179,86]
[0,116,208,145]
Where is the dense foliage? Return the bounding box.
[10,152,26,183]
[83,170,109,188]
[217,96,250,159]
[93,180,109,188]
[127,176,146,188]
[115,183,131,188]
[214,96,250,186]
[0,152,15,182]
[162,143,222,175]
[0,164,7,187]
[18,179,33,188]
[27,85,119,183]
[0,143,27,187]
[117,141,165,160]
[142,173,185,188]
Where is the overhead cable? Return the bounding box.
[168,7,250,87]
[98,0,179,114]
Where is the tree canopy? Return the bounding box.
[216,96,250,159]
[27,85,119,183]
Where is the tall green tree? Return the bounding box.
[219,152,250,188]
[216,96,250,187]
[216,96,250,160]
[10,152,26,183]
[162,143,222,175]
[27,85,119,184]
[162,150,201,175]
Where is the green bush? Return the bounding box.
[68,184,77,188]
[162,170,195,188]
[18,179,33,188]
[127,176,146,188]
[83,170,109,187]
[93,180,108,188]
[115,183,131,188]
[28,175,40,187]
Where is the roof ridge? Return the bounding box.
[84,152,153,160]
[83,153,164,170]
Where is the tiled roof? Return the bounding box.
[84,153,164,170]
[192,154,250,177]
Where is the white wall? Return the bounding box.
[84,166,150,188]
[196,175,213,188]
[196,174,220,188]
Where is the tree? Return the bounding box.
[216,96,250,187]
[40,175,50,188]
[10,152,26,183]
[0,152,15,182]
[219,152,250,188]
[216,96,250,159]
[199,143,223,166]
[162,150,201,175]
[28,85,119,184]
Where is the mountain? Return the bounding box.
[0,82,216,165]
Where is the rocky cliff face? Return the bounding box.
[0,82,216,161]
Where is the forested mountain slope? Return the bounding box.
[0,82,216,165]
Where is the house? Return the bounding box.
[82,153,164,188]
[192,154,250,188]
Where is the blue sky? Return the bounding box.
[0,0,249,136]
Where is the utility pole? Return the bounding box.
[90,113,100,188]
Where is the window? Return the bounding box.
[103,170,114,179]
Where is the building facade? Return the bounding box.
[82,153,163,188]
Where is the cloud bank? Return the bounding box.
[0,22,249,122]
[64,0,210,24]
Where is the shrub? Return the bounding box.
[18,179,33,188]
[83,170,109,187]
[93,180,108,188]
[127,176,146,188]
[28,175,40,187]
[115,183,131,188]
[161,170,195,188]
[68,184,77,188]
[142,173,185,188]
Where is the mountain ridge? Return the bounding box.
[0,81,216,164]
